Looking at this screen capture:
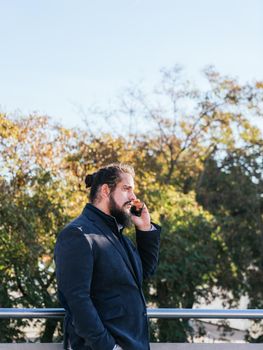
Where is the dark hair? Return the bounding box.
[85,163,135,203]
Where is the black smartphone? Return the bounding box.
[130,200,144,217]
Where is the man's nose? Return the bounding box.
[129,192,136,201]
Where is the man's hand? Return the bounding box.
[131,203,151,231]
[113,345,123,350]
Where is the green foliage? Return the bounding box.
[196,146,263,339]
[145,188,220,341]
[0,67,263,342]
[0,115,74,341]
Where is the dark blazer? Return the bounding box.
[54,204,161,350]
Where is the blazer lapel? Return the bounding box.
[95,220,140,284]
[122,237,142,285]
[85,209,140,285]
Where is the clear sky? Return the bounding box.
[0,0,262,130]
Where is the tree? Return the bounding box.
[63,66,263,342]
[142,187,221,342]
[0,114,78,341]
[197,145,263,341]
[0,66,262,342]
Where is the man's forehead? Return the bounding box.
[119,173,135,188]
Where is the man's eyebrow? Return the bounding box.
[123,185,134,190]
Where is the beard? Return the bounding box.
[109,194,132,228]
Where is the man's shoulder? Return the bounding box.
[57,204,108,244]
[61,214,93,235]
[55,219,93,251]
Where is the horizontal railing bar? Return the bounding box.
[149,308,263,319]
[1,308,263,319]
[0,308,65,319]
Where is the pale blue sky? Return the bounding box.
[0,0,262,130]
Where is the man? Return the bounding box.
[55,163,161,350]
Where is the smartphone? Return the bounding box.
[130,199,144,217]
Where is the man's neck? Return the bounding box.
[92,201,110,216]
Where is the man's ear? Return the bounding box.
[100,184,110,199]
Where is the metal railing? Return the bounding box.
[1,309,263,348]
[1,307,263,319]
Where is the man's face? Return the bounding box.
[108,173,136,227]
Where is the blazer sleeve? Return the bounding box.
[135,223,161,279]
[55,227,116,350]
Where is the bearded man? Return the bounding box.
[54,163,161,350]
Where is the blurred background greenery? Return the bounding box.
[0,67,263,342]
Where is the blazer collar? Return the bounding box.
[83,203,120,235]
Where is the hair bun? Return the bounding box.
[85,174,93,188]
[85,172,98,188]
